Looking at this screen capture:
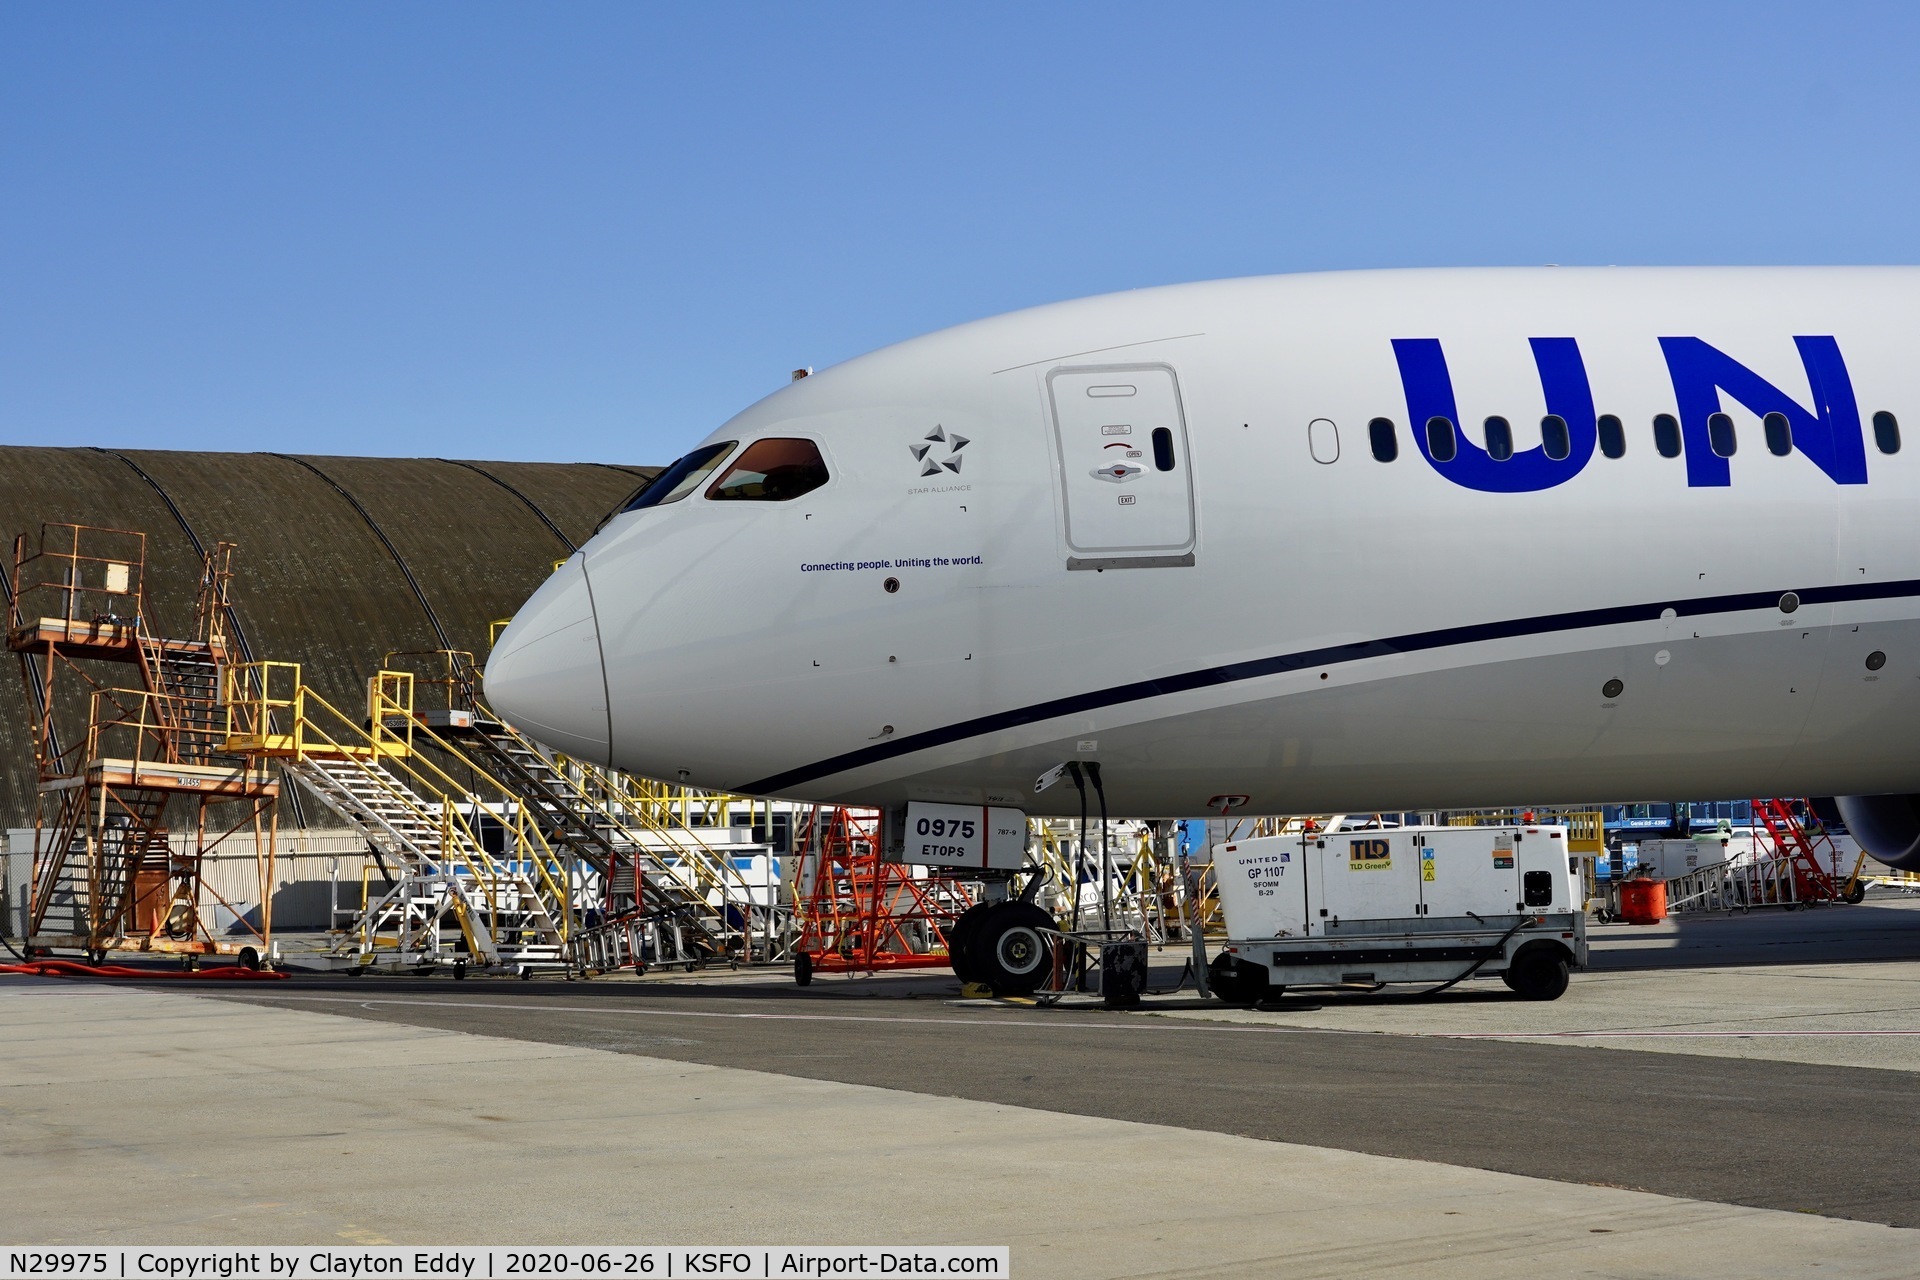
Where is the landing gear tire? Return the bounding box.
[1207,953,1272,1007]
[1502,943,1571,1001]
[945,903,993,985]
[964,902,1054,997]
[1844,883,1867,905]
[794,951,814,987]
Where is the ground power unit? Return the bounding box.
[1209,825,1588,1002]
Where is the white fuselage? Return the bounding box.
[484,267,1920,818]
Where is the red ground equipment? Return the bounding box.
[1750,799,1861,904]
[790,806,974,983]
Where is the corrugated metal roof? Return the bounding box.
[0,446,653,829]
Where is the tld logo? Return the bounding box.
[1392,335,1867,492]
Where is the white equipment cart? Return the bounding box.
[1209,825,1588,1002]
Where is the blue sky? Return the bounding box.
[5,3,1917,464]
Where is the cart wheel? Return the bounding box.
[1207,953,1271,1006]
[1502,943,1571,1001]
[86,948,107,967]
[944,903,992,985]
[966,902,1054,997]
[238,946,261,971]
[452,962,466,981]
[794,952,813,987]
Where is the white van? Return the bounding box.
[1209,825,1588,1002]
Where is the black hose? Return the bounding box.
[1066,762,1089,991]
[1087,762,1111,933]
[1144,956,1193,997]
[367,842,396,884]
[1410,913,1533,998]
[269,453,456,652]
[1067,762,1086,932]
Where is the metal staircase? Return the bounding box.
[445,713,756,968]
[7,523,280,964]
[371,648,787,971]
[1751,799,1859,902]
[137,641,225,764]
[1653,802,1871,915]
[573,757,792,964]
[225,663,572,971]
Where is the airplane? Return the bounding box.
[483,266,1920,901]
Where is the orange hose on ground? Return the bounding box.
[0,960,290,980]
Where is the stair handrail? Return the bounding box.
[86,685,196,769]
[1664,857,1738,912]
[372,648,771,949]
[565,759,770,919]
[359,672,575,938]
[8,522,151,638]
[224,661,569,942]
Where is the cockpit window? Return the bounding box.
[621,442,736,511]
[705,437,830,501]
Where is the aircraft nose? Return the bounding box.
[484,554,611,762]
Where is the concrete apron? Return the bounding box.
[0,980,1913,1280]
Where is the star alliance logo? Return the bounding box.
[909,425,969,477]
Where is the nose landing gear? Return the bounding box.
[954,901,1054,996]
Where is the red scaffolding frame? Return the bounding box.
[791,806,973,976]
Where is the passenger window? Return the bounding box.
[1523,869,1554,907]
[1708,411,1737,458]
[1152,426,1177,471]
[1874,411,1901,454]
[1425,416,1458,463]
[1484,416,1513,461]
[622,442,736,510]
[1368,417,1398,462]
[1763,411,1792,457]
[1540,414,1570,462]
[1597,414,1626,459]
[1653,413,1682,458]
[705,437,831,501]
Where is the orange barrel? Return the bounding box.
[1618,878,1667,924]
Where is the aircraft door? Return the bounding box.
[1047,364,1196,569]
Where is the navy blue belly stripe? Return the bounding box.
[736,576,1920,796]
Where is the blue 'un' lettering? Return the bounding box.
[1394,334,1868,492]
[1658,336,1866,487]
[1391,338,1597,493]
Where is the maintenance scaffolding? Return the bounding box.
[5,524,278,966]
